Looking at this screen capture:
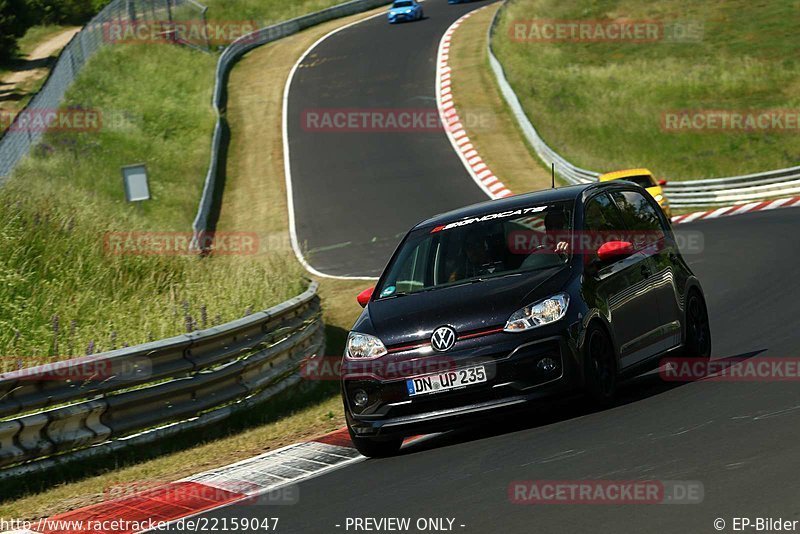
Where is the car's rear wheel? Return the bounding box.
[584,324,616,404]
[684,290,711,360]
[347,425,403,458]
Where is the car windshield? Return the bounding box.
[376,201,573,298]
[393,1,413,7]
[624,175,655,188]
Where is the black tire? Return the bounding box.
[347,425,403,458]
[584,323,617,404]
[684,290,711,360]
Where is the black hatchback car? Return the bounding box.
[341,183,711,457]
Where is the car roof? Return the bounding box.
[414,183,611,230]
[598,168,653,181]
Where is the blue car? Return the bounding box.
[388,0,423,23]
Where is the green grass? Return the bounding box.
[492,0,800,180]
[0,0,357,366]
[203,0,349,26]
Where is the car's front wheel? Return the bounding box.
[347,425,403,458]
[584,323,617,404]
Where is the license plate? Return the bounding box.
[406,365,487,397]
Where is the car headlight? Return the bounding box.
[504,294,569,332]
[406,8,412,12]
[654,194,664,202]
[346,332,387,360]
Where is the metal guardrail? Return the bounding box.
[0,0,208,181]
[191,0,392,249]
[0,281,323,471]
[486,5,800,207]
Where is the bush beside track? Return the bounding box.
[491,0,800,181]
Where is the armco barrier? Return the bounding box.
[191,0,392,249]
[0,281,323,472]
[486,4,800,207]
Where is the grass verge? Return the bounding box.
[491,0,800,181]
[0,0,374,365]
[0,40,305,364]
[0,7,384,520]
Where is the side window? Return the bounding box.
[583,193,624,232]
[610,191,666,237]
[390,238,432,293]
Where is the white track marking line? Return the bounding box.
[282,9,388,281]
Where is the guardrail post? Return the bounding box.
[0,421,24,466]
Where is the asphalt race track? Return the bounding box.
[286,0,493,277]
[194,0,800,531]
[180,209,800,532]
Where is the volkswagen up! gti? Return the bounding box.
[341,183,710,456]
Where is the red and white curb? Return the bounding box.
[6,430,432,534]
[671,196,800,225]
[5,429,361,534]
[437,11,800,226]
[437,7,512,200]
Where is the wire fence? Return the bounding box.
[0,0,207,181]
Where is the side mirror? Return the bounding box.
[657,179,668,186]
[356,287,374,308]
[597,241,634,262]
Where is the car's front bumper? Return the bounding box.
[342,321,585,439]
[388,12,413,22]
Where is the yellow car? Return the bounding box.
[598,168,671,218]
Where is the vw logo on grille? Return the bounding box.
[431,326,457,352]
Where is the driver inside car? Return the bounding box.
[448,229,505,282]
[544,209,570,255]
